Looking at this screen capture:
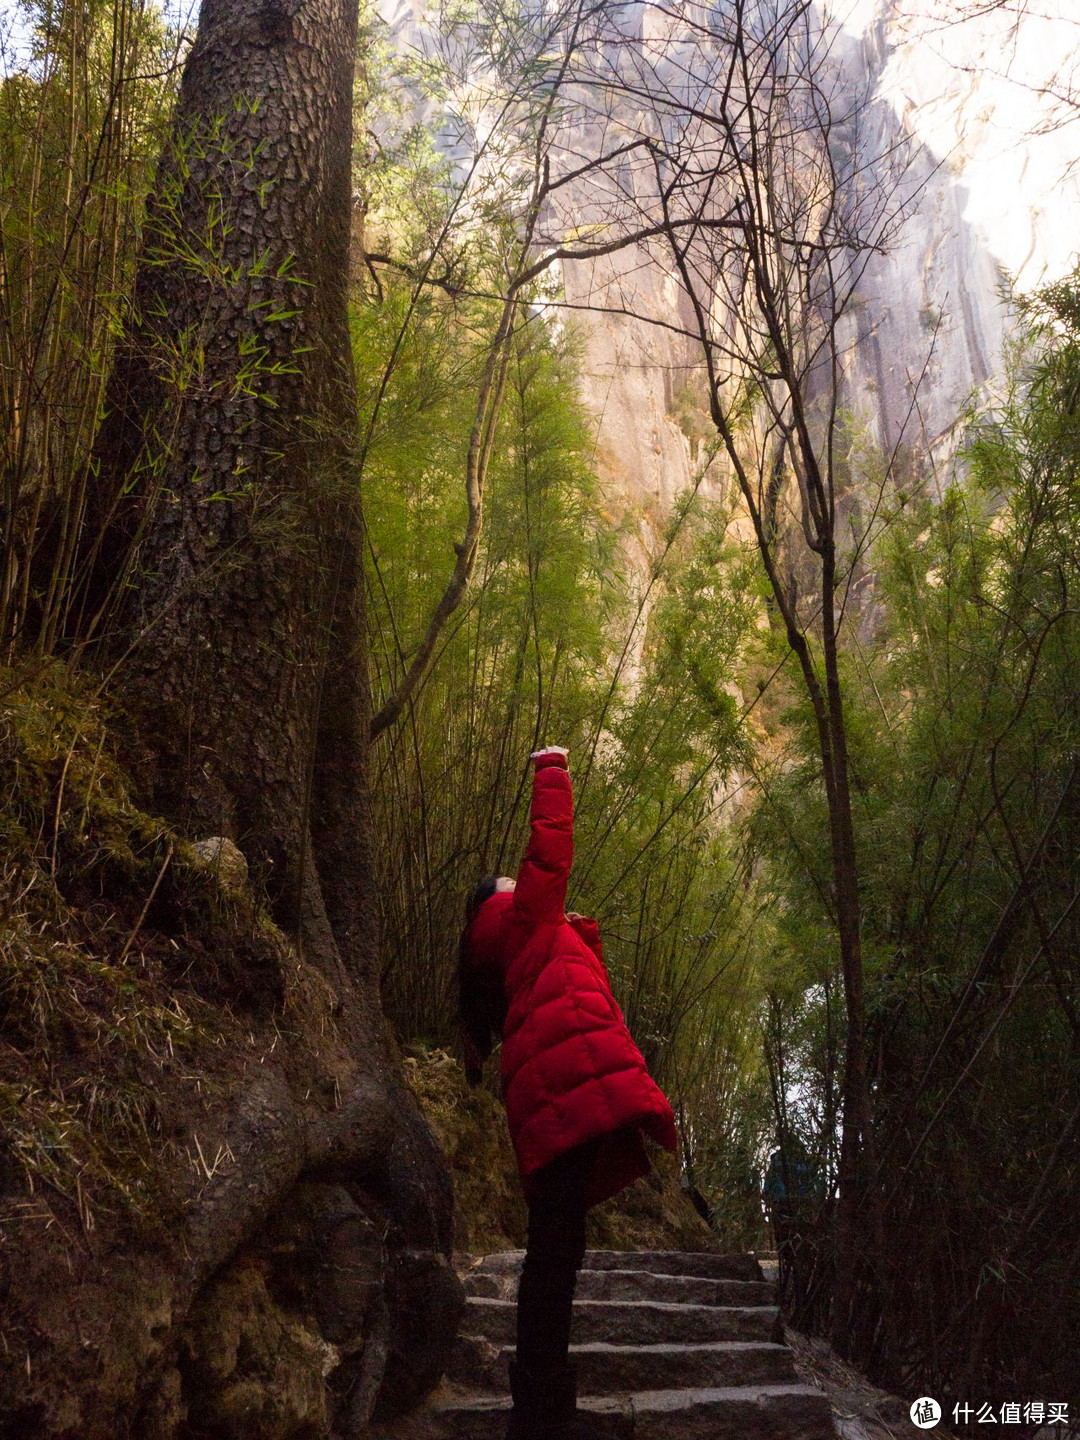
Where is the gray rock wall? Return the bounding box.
[379,0,1080,506]
[553,0,1080,505]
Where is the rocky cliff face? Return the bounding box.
[831,0,1080,484]
[379,0,1080,503]
[556,0,1080,505]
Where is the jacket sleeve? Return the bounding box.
[513,751,573,924]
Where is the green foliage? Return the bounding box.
[750,270,1080,1403]
[363,298,627,1040]
[568,500,770,1230]
[0,1,182,655]
[360,238,770,1232]
[1,3,329,657]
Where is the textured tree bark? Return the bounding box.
[93,0,360,913]
[0,3,461,1436]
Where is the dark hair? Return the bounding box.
[464,874,501,927]
[458,875,508,1067]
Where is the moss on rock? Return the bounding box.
[402,1047,719,1255]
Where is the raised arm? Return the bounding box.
[513,748,573,924]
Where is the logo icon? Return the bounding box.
[911,1398,942,1428]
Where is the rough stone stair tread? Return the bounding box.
[474,1248,763,1282]
[502,1336,780,1348]
[566,1340,786,1355]
[451,1340,799,1395]
[434,1382,831,1411]
[627,1382,831,1407]
[460,1295,780,1342]
[464,1296,776,1316]
[489,1336,789,1347]
[460,1338,791,1359]
[427,1383,836,1439]
[464,1268,774,1306]
[578,1270,772,1296]
[412,1250,838,1438]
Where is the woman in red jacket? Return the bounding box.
[459,747,678,1440]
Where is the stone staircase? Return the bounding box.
[391,1249,838,1438]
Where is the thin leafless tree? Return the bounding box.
[538,0,925,1349]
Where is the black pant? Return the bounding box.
[516,1139,600,1372]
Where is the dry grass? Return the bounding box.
[0,662,278,1227]
[786,1328,958,1440]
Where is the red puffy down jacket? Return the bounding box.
[462,751,678,1207]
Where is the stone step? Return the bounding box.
[367,1250,837,1440]
[473,1249,764,1283]
[463,1266,775,1308]
[461,1296,781,1346]
[449,1338,796,1394]
[427,1382,837,1439]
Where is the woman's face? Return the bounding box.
[494,876,516,894]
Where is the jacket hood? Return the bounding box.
[464,889,517,968]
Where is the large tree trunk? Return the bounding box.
[92,0,358,908]
[0,4,460,1436]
